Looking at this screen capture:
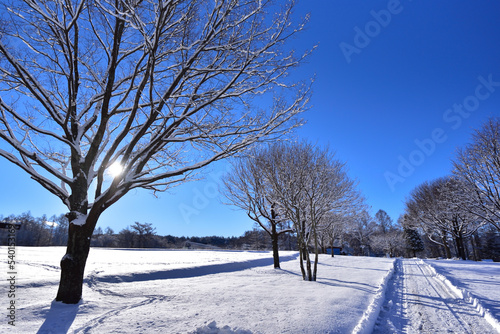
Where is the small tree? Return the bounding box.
[320,212,348,258]
[347,210,377,256]
[0,0,311,303]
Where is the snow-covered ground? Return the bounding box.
[5,247,395,333]
[1,247,499,333]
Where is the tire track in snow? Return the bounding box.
[373,258,407,333]
[375,258,497,334]
[410,259,473,332]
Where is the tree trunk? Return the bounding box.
[287,229,292,250]
[330,237,334,258]
[270,209,280,269]
[298,244,306,280]
[55,223,92,304]
[471,232,482,261]
[271,234,280,269]
[442,236,452,259]
[313,231,319,281]
[455,234,466,260]
[305,247,312,281]
[55,203,101,304]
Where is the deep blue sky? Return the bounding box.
[1,1,499,237]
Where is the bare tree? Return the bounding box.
[260,142,359,281]
[374,209,393,234]
[453,117,500,232]
[130,222,156,248]
[347,210,376,256]
[221,150,292,268]
[404,176,482,260]
[320,210,356,257]
[405,179,452,258]
[0,0,311,303]
[370,210,405,257]
[370,232,403,257]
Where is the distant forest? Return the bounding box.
[0,212,297,251]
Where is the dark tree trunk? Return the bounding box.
[452,219,467,260]
[313,231,318,281]
[305,246,312,281]
[442,236,452,259]
[330,238,334,258]
[55,158,95,304]
[55,203,101,304]
[270,208,280,269]
[55,223,92,303]
[471,232,482,261]
[298,243,306,280]
[271,230,280,268]
[455,234,467,260]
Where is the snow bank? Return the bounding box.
[352,258,396,334]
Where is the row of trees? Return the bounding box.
[0,212,69,246]
[4,206,495,261]
[0,213,294,249]
[0,210,422,258]
[403,118,500,261]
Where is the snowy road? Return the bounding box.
[374,259,498,334]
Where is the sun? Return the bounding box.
[108,162,123,177]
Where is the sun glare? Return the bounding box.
[109,162,123,177]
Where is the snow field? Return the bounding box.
[3,247,396,333]
[5,247,499,333]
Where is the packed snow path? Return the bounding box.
[374,258,498,334]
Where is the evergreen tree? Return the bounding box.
[404,227,424,257]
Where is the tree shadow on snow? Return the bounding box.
[317,278,378,293]
[90,253,300,284]
[37,300,80,334]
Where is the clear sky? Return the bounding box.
[1,1,499,237]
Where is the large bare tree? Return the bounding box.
[0,0,310,303]
[453,117,500,232]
